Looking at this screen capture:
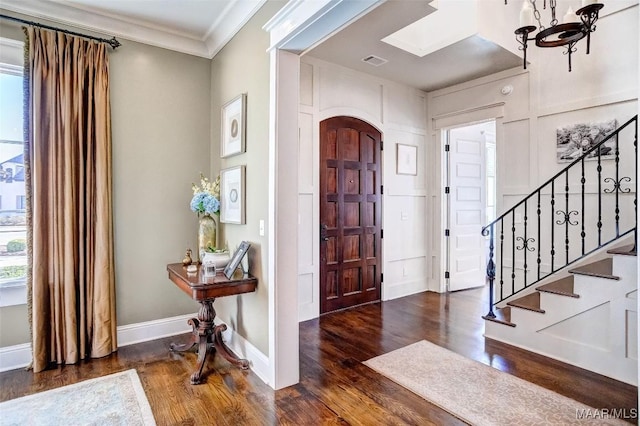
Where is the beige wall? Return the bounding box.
[0,14,212,347]
[210,0,285,357]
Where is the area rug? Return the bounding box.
[0,369,156,426]
[364,340,629,425]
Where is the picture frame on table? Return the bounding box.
[220,165,246,224]
[396,143,418,175]
[224,241,251,279]
[221,94,247,158]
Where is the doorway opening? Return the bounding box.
[444,120,496,292]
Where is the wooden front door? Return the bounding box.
[319,116,382,313]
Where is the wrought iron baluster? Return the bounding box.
[597,150,602,245]
[550,180,555,272]
[512,211,516,295]
[565,170,569,265]
[635,117,638,252]
[524,200,528,288]
[537,191,541,280]
[581,158,585,256]
[614,131,620,237]
[500,220,504,301]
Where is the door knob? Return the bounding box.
[320,224,329,241]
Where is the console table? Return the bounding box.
[166,263,257,384]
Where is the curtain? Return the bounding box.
[25,27,117,372]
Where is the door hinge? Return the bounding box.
[381,229,384,239]
[381,273,384,283]
[445,186,450,194]
[381,185,384,195]
[380,140,384,151]
[445,144,450,152]
[445,229,450,237]
[445,271,450,279]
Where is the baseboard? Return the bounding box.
[117,313,196,347]
[215,318,270,385]
[383,279,429,301]
[0,313,270,385]
[0,343,31,372]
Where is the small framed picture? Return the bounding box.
[220,165,246,224]
[224,241,251,279]
[396,143,417,175]
[221,94,247,158]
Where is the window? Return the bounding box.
[0,38,26,306]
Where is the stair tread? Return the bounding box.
[568,258,620,280]
[607,244,637,257]
[483,306,515,327]
[537,276,579,298]
[507,292,545,313]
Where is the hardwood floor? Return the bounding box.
[1,286,637,425]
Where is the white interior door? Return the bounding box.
[448,125,487,291]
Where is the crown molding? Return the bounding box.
[0,0,266,59]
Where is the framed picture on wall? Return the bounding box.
[220,165,246,224]
[556,119,618,163]
[396,143,417,175]
[221,94,247,158]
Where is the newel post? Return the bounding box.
[483,224,496,319]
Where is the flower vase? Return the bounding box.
[198,213,218,261]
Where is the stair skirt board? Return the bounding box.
[484,252,638,386]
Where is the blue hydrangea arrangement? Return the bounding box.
[190,174,220,215]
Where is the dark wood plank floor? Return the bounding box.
[1,286,636,425]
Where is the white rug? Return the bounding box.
[0,369,156,426]
[364,340,630,425]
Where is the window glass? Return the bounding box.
[0,67,27,297]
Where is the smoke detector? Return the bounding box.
[361,55,388,67]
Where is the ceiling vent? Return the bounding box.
[361,55,388,67]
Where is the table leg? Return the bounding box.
[212,323,250,369]
[169,318,199,352]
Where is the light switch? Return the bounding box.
[259,219,265,236]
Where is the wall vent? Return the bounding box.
[361,55,388,67]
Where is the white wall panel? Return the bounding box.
[300,62,313,107]
[318,65,383,122]
[384,195,428,262]
[385,130,427,195]
[298,194,314,268]
[298,112,314,192]
[385,84,427,130]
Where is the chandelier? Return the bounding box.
[506,0,604,71]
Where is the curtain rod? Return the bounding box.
[0,14,121,49]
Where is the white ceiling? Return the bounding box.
[307,1,523,92]
[0,0,523,92]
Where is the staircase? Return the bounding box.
[485,243,637,385]
[481,115,638,386]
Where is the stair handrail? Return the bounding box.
[482,115,637,319]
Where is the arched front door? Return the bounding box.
[319,116,382,313]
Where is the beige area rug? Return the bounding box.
[0,369,156,426]
[364,340,630,425]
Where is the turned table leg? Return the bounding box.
[170,298,251,384]
[213,323,250,369]
[169,318,199,352]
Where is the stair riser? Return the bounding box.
[613,255,638,281]
[573,274,619,295]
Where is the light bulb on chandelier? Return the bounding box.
[506,0,604,72]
